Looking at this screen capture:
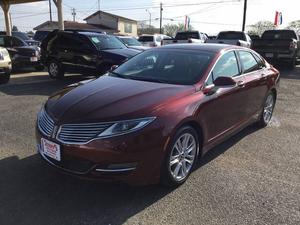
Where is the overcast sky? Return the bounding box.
[0,0,299,34]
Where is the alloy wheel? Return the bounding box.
[263,94,274,124]
[169,133,197,182]
[49,62,58,77]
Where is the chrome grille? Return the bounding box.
[38,109,55,137]
[57,123,112,144]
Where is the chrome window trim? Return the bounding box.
[203,48,266,88]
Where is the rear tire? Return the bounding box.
[0,72,10,84]
[257,92,275,127]
[161,126,199,187]
[48,60,64,79]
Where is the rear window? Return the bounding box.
[175,32,200,40]
[262,30,297,40]
[218,32,245,40]
[138,36,154,42]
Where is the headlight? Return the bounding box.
[98,117,156,138]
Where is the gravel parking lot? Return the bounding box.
[0,67,299,225]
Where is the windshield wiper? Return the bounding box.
[110,71,127,78]
[126,76,167,84]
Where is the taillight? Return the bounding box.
[150,42,157,47]
[289,42,297,49]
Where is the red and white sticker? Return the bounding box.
[41,138,61,161]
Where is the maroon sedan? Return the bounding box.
[36,44,280,186]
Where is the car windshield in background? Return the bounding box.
[218,32,244,40]
[90,35,126,50]
[13,32,30,40]
[121,37,142,46]
[262,30,297,39]
[111,49,213,85]
[33,31,50,41]
[138,36,153,42]
[175,32,200,40]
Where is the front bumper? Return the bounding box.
[12,55,42,67]
[36,124,166,186]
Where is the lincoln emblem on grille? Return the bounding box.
[52,125,59,138]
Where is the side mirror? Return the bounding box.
[110,65,119,71]
[213,76,236,86]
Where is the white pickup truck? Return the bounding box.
[207,31,252,48]
[161,31,207,46]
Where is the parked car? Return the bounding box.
[0,35,43,71]
[161,31,207,45]
[0,31,40,46]
[33,30,50,42]
[41,30,141,78]
[138,34,170,47]
[207,31,252,48]
[0,47,12,84]
[116,36,149,51]
[36,44,280,186]
[252,29,300,68]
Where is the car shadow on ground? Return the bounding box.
[0,124,261,225]
[0,75,92,96]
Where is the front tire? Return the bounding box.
[48,61,64,79]
[257,92,275,127]
[0,72,10,84]
[161,126,199,187]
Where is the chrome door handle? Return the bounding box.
[237,80,245,87]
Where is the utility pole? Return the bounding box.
[49,0,52,21]
[72,8,76,22]
[159,2,163,34]
[242,0,247,31]
[146,9,151,28]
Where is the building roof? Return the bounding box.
[84,11,137,23]
[33,21,117,32]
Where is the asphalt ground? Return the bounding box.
[0,66,299,225]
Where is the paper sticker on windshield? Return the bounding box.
[91,37,100,43]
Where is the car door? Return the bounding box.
[69,35,98,73]
[237,50,269,118]
[199,50,247,144]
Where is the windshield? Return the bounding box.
[175,32,200,40]
[111,49,213,85]
[120,37,142,46]
[218,32,244,40]
[262,30,297,39]
[138,36,154,42]
[13,32,30,40]
[89,35,126,50]
[33,31,50,41]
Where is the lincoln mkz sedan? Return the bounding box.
[36,44,280,186]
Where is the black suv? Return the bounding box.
[41,30,141,78]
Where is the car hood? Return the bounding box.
[46,76,194,123]
[101,48,140,58]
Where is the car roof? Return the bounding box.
[159,43,240,53]
[77,31,109,37]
